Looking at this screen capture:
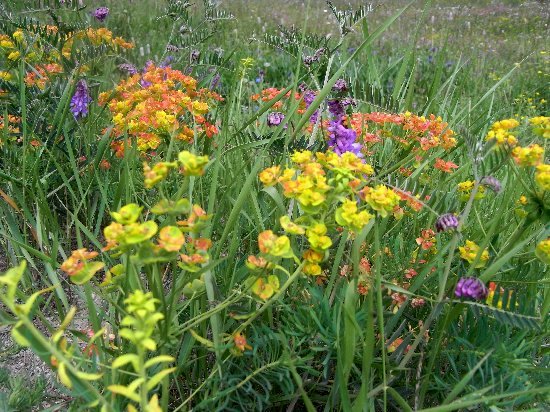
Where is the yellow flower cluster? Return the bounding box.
[143,151,209,189]
[62,27,133,59]
[360,185,401,218]
[99,64,222,157]
[457,180,485,201]
[459,240,489,268]
[248,150,407,298]
[535,238,550,265]
[529,116,550,139]
[485,118,519,146]
[511,144,544,167]
[535,164,550,191]
[60,249,104,285]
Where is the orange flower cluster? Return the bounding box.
[62,27,133,59]
[342,111,457,151]
[25,63,64,89]
[60,249,105,285]
[0,115,21,146]
[99,64,223,156]
[251,87,306,111]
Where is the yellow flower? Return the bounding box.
[251,275,279,300]
[535,164,550,191]
[258,230,293,258]
[60,249,104,285]
[111,203,142,225]
[306,223,332,251]
[511,144,544,167]
[291,150,313,164]
[0,71,12,81]
[191,101,209,116]
[0,39,15,48]
[7,51,20,61]
[143,161,176,189]
[485,119,519,147]
[178,151,209,176]
[279,216,305,235]
[335,199,373,232]
[158,226,185,252]
[296,188,325,209]
[529,116,550,139]
[303,249,324,263]
[535,238,550,265]
[492,119,519,130]
[361,185,400,217]
[459,240,489,268]
[457,180,485,201]
[12,30,24,42]
[259,166,281,186]
[303,262,322,276]
[457,180,475,192]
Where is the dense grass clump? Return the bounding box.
[0,0,548,410]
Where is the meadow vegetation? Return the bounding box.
[0,0,548,410]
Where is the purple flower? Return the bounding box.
[159,56,174,69]
[190,49,200,62]
[255,70,265,83]
[118,63,138,75]
[267,112,285,127]
[303,55,318,67]
[455,277,488,300]
[92,7,109,22]
[70,80,92,119]
[481,176,502,193]
[302,90,319,124]
[327,121,362,157]
[435,213,459,232]
[328,99,345,119]
[332,79,348,93]
[211,72,221,89]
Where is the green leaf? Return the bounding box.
[108,384,140,403]
[112,354,140,370]
[144,355,175,369]
[442,350,493,404]
[146,368,176,391]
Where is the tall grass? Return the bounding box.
[0,0,548,410]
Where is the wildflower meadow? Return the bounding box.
[0,0,549,410]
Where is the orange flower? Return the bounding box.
[233,332,252,352]
[434,158,459,173]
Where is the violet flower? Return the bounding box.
[332,79,348,93]
[481,176,502,193]
[92,7,109,22]
[435,213,459,232]
[302,90,318,124]
[267,112,285,127]
[455,277,488,301]
[118,63,138,75]
[70,79,92,119]
[327,121,362,157]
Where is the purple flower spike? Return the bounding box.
[455,277,488,300]
[328,99,345,119]
[70,80,92,119]
[327,121,362,158]
[332,79,348,93]
[435,213,459,232]
[92,7,109,22]
[267,112,285,127]
[302,90,319,124]
[481,176,502,193]
[118,63,138,75]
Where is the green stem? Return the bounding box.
[138,345,148,410]
[203,269,223,380]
